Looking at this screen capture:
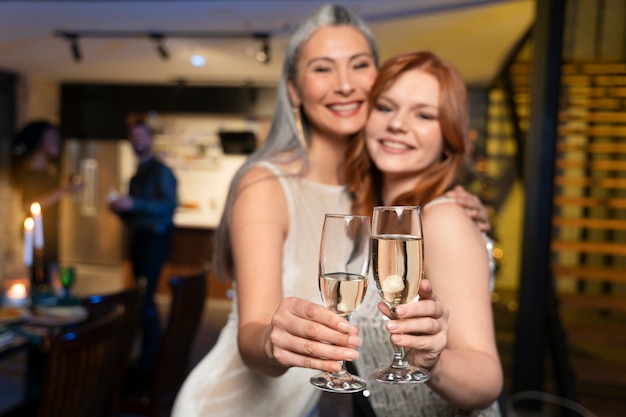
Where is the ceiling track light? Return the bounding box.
[53,30,272,64]
[254,35,271,64]
[150,33,169,60]
[63,32,81,62]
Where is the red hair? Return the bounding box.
[345,50,470,216]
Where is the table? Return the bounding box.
[0,307,35,360]
[0,294,90,400]
[0,331,29,360]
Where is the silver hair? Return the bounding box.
[212,4,379,281]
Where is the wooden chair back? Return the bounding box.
[155,270,207,401]
[0,306,125,417]
[117,269,207,417]
[82,278,146,412]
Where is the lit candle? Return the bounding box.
[30,202,44,249]
[8,283,26,299]
[23,217,34,267]
[4,278,30,307]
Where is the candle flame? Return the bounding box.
[8,282,27,298]
[30,202,41,216]
[24,217,34,231]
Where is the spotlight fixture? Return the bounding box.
[150,33,169,60]
[53,30,272,64]
[254,35,271,64]
[63,32,81,62]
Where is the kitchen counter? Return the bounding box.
[169,154,246,230]
[161,226,233,299]
[174,207,222,229]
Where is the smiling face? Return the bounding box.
[365,68,444,186]
[287,25,377,143]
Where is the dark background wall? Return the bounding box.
[0,71,16,170]
[60,83,275,139]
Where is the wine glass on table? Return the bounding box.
[310,214,371,393]
[59,267,75,299]
[371,205,430,384]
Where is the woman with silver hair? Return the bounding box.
[172,5,379,416]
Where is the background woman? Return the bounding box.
[11,120,83,283]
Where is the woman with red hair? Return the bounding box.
[346,50,502,416]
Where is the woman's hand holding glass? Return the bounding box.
[310,214,371,393]
[262,296,362,375]
[376,277,449,374]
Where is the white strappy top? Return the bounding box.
[171,162,351,417]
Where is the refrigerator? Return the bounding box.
[59,139,135,267]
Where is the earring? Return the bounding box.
[293,106,308,149]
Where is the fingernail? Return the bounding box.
[337,321,352,332]
[386,321,398,331]
[395,306,406,316]
[345,350,359,360]
[391,334,402,344]
[348,335,362,347]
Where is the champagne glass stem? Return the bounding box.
[333,313,352,377]
[391,344,409,369]
[390,311,409,369]
[331,314,349,376]
[331,360,349,378]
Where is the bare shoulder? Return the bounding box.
[422,199,484,244]
[423,198,471,226]
[237,164,282,191]
[231,164,288,230]
[422,198,491,293]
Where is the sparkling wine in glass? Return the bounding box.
[371,205,430,384]
[310,214,370,393]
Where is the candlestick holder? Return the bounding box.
[32,247,46,289]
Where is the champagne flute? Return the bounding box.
[310,214,370,393]
[371,206,430,383]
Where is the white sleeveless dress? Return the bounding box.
[171,162,352,417]
[350,197,501,417]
